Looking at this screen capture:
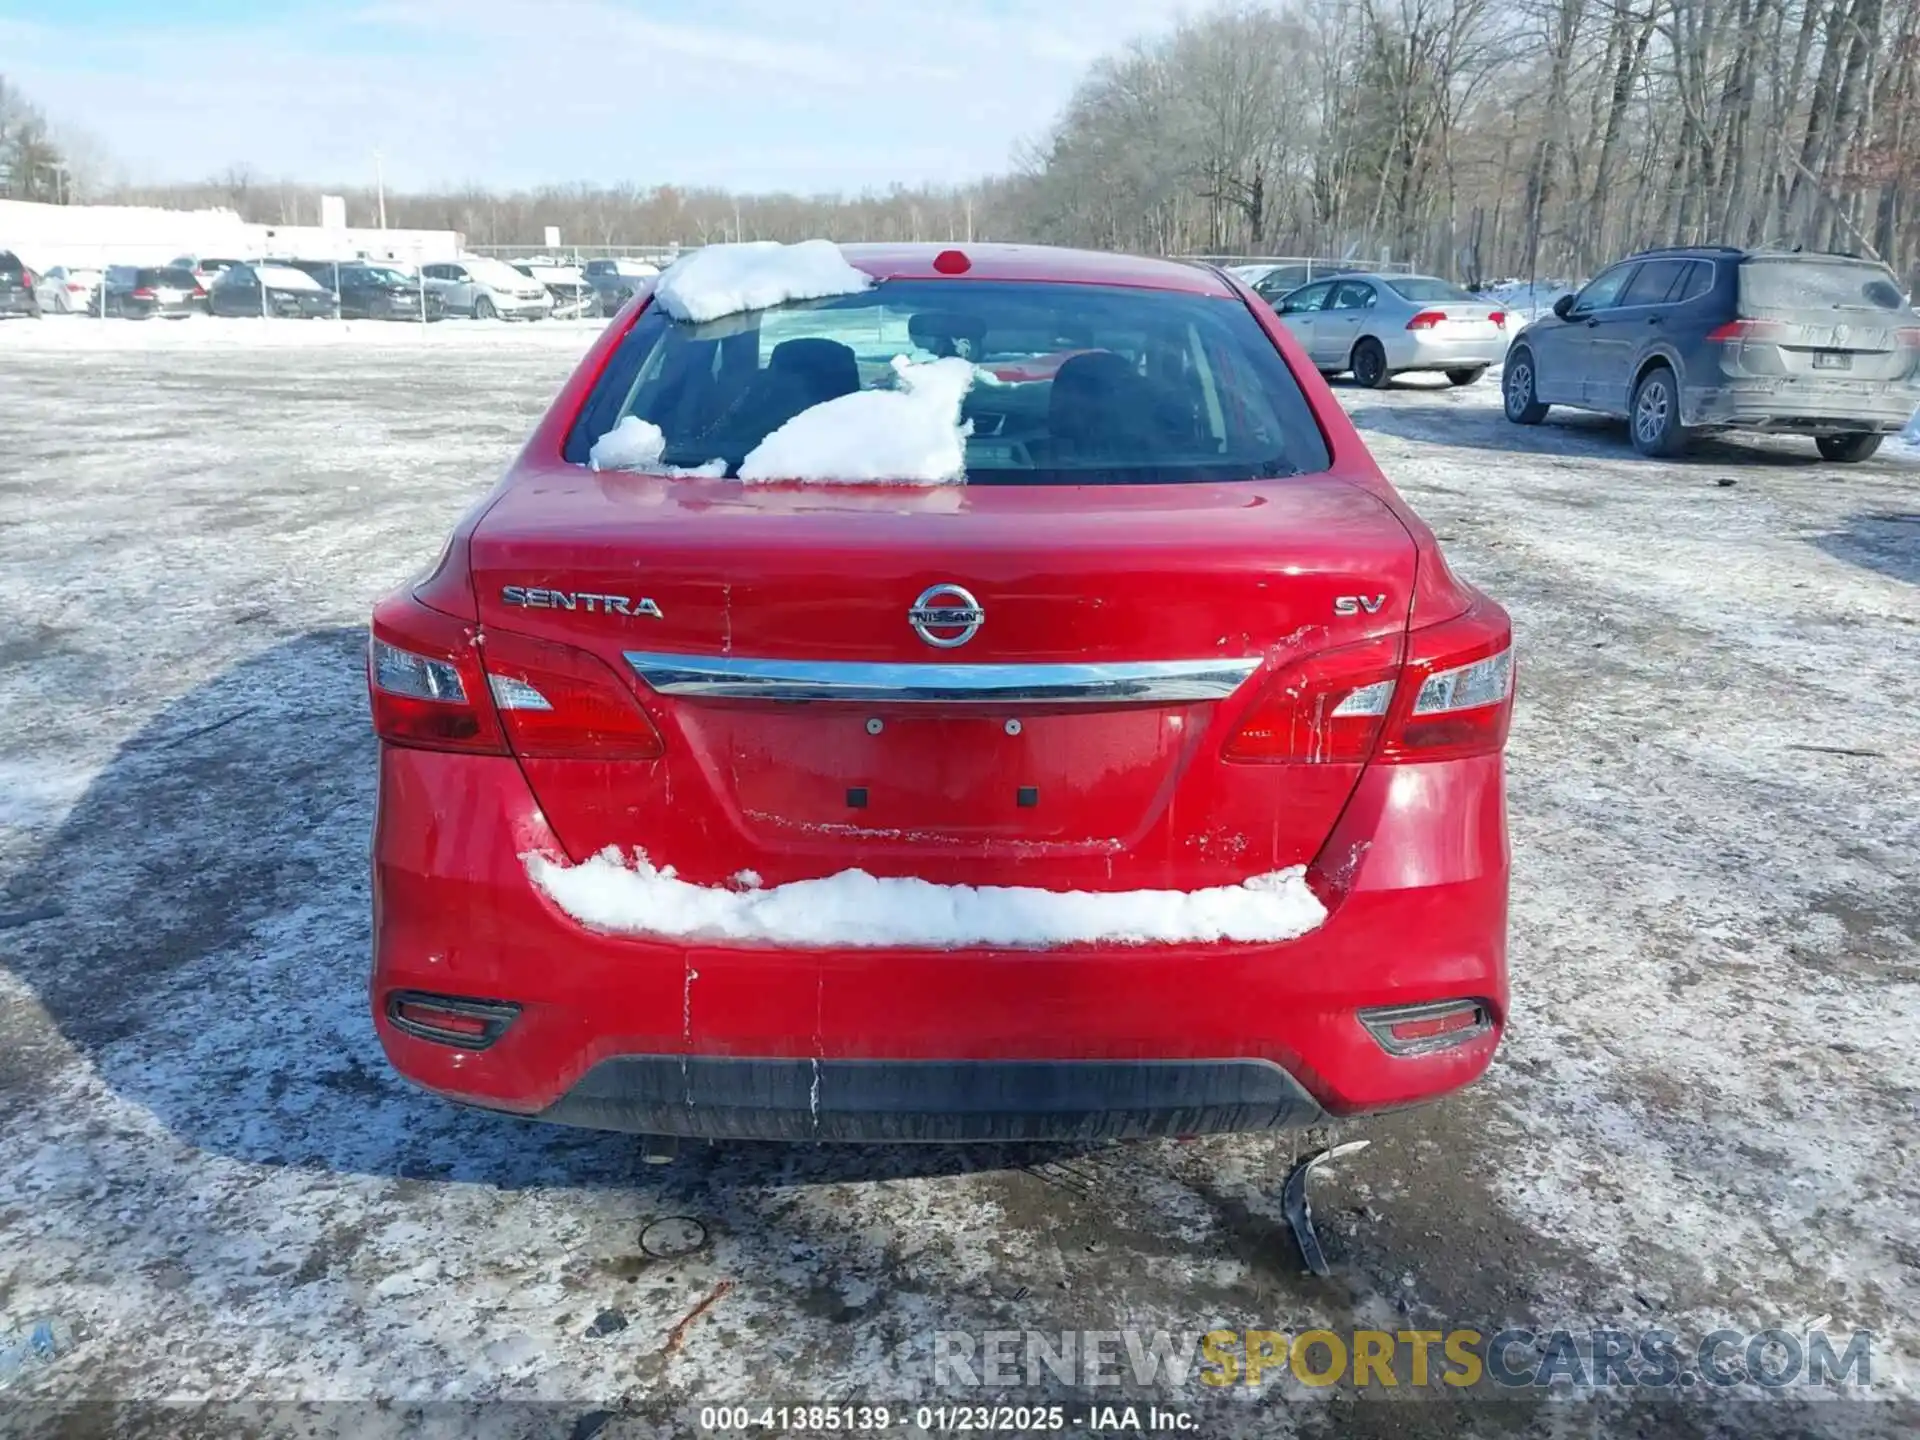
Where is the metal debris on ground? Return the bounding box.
[639,1216,707,1260]
[662,1280,734,1358]
[1282,1140,1372,1277]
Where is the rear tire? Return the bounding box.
[473,295,496,321]
[1629,365,1689,458]
[1503,347,1549,424]
[1351,338,1390,389]
[1447,367,1486,387]
[1815,433,1883,464]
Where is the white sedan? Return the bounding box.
[1269,273,1510,388]
[34,266,103,313]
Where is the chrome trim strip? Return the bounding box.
[623,651,1261,704]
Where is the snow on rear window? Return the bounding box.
[737,356,973,485]
[563,279,1332,485]
[526,847,1328,949]
[652,240,872,323]
[1740,258,1906,314]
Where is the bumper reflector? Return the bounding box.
[386,991,521,1050]
[1359,999,1492,1057]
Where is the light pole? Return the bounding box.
[374,150,388,230]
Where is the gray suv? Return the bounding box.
[1504,246,1920,461]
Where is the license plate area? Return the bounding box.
[681,704,1190,844]
[1813,351,1852,371]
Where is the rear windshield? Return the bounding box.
[1385,277,1477,303]
[1739,258,1906,315]
[138,268,197,287]
[0,252,22,278]
[565,280,1331,484]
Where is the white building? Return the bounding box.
[0,198,463,271]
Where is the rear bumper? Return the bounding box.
[372,748,1509,1139]
[1684,378,1920,432]
[1385,331,1506,372]
[523,1056,1325,1141]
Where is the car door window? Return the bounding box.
[1329,281,1376,311]
[1618,259,1689,308]
[1572,265,1637,315]
[1671,260,1713,304]
[1282,282,1335,314]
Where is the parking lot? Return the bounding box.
[1,321,1916,1436]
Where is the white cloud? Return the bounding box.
[9,0,1191,193]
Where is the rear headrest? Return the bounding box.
[767,338,860,403]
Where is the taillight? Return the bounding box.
[21,269,33,288]
[1706,319,1783,343]
[1406,311,1446,330]
[1360,999,1492,1056]
[1487,310,1506,328]
[1223,633,1402,764]
[131,287,156,299]
[368,594,506,753]
[1378,600,1514,761]
[1224,598,1514,766]
[478,629,664,761]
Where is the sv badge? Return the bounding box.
[1334,594,1388,616]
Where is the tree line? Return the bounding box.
[13,0,1920,287]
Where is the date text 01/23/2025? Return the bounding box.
[698,1404,1198,1432]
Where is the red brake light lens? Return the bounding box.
[368,595,507,754]
[1406,310,1446,330]
[1224,633,1402,764]
[478,629,664,761]
[131,287,156,299]
[1226,599,1515,766]
[1360,999,1492,1056]
[1487,310,1507,328]
[1707,319,1784,343]
[1379,600,1515,761]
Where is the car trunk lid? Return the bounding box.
[466,469,1419,890]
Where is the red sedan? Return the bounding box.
[368,243,1513,1142]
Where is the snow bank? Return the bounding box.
[527,849,1327,949]
[738,355,974,484]
[653,240,873,324]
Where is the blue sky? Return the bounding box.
[1,0,1186,193]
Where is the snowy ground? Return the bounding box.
[1,323,1917,1437]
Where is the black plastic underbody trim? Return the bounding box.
[525,1056,1327,1141]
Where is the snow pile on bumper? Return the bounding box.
[525,848,1327,949]
[653,240,872,324]
[738,355,975,485]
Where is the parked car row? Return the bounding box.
[1,250,616,322]
[1252,246,1920,463]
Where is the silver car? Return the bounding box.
[1269,274,1509,388]
[421,257,552,321]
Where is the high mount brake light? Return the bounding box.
[1225,600,1514,765]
